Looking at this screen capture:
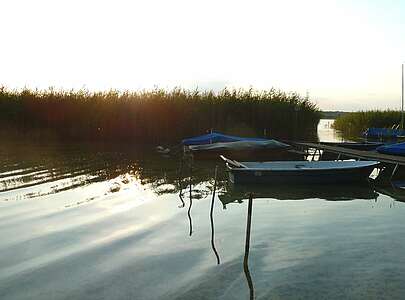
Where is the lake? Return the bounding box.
[1,120,405,300]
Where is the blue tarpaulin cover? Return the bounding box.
[377,142,405,156]
[364,128,405,138]
[182,132,267,145]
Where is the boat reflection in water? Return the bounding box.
[6,131,405,299]
[243,194,255,300]
[374,180,405,204]
[210,167,221,265]
[217,182,380,299]
[219,182,379,209]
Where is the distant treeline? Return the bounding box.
[321,111,348,119]
[333,110,403,138]
[0,87,321,144]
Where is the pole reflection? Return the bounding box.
[243,193,255,300]
[177,157,185,208]
[188,160,193,236]
[210,166,221,265]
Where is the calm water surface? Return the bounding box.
[1,121,405,300]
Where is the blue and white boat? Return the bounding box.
[221,156,379,184]
[182,132,266,145]
[377,142,405,156]
[183,132,301,160]
[363,127,405,139]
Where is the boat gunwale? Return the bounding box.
[225,160,380,172]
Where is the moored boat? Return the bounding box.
[221,156,379,184]
[319,141,385,160]
[188,140,302,160]
[363,127,405,139]
[182,132,266,146]
[182,132,303,161]
[320,141,384,151]
[377,142,405,156]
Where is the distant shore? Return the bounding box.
[321,111,348,120]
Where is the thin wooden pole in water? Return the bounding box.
[177,157,185,208]
[243,193,255,300]
[187,159,193,236]
[390,163,399,181]
[210,166,220,265]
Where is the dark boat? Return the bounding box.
[221,156,379,184]
[187,140,302,161]
[183,132,303,161]
[182,132,266,145]
[363,127,405,139]
[377,142,405,156]
[319,141,385,160]
[320,141,384,151]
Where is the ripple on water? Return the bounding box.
[1,134,405,299]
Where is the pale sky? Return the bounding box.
[1,0,404,111]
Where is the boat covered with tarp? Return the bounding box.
[363,128,405,139]
[182,132,266,146]
[182,131,301,160]
[189,140,289,152]
[221,156,379,184]
[377,142,405,156]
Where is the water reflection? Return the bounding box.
[0,141,161,199]
[219,182,378,208]
[374,181,405,203]
[0,118,362,203]
[0,139,225,203]
[243,194,255,300]
[210,166,221,265]
[188,161,193,236]
[177,157,185,208]
[3,136,405,299]
[218,183,380,299]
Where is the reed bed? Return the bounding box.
[333,110,403,138]
[0,87,320,144]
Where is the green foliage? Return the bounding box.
[0,86,321,144]
[333,110,403,138]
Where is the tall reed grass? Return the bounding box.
[0,86,320,144]
[333,110,403,138]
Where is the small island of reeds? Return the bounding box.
[0,87,321,144]
[333,110,403,139]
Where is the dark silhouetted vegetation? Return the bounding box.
[0,86,320,144]
[333,110,403,138]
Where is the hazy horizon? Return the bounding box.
[1,0,404,111]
